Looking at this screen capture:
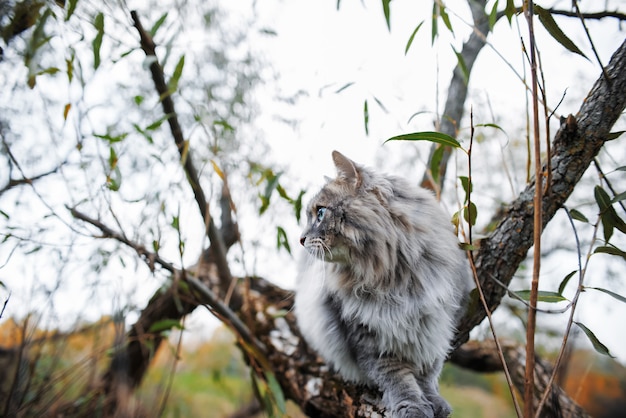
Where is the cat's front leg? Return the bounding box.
[356,352,435,418]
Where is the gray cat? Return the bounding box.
[295,151,471,418]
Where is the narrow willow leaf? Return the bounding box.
[558,270,577,295]
[66,0,78,21]
[334,81,354,94]
[431,2,438,45]
[264,370,287,417]
[504,0,516,23]
[276,226,291,254]
[405,21,424,55]
[363,100,370,136]
[439,3,453,34]
[611,191,626,203]
[148,319,183,333]
[607,131,625,140]
[382,0,391,31]
[150,12,168,36]
[372,96,388,113]
[451,46,469,85]
[587,286,626,304]
[92,12,104,69]
[574,321,615,358]
[595,185,626,241]
[594,245,626,262]
[488,0,499,30]
[168,55,185,92]
[63,103,71,120]
[384,131,462,149]
[569,208,589,223]
[535,6,588,59]
[476,123,506,134]
[294,190,305,223]
[430,145,445,186]
[514,290,568,303]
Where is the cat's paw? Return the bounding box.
[392,401,435,418]
[428,395,451,418]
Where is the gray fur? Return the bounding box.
[295,151,471,418]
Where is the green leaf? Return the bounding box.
[513,290,568,303]
[384,131,463,149]
[463,202,477,226]
[277,226,291,254]
[405,21,424,55]
[92,12,104,69]
[459,176,473,195]
[476,123,507,134]
[381,0,391,31]
[611,191,626,204]
[266,372,286,415]
[363,100,370,136]
[94,132,128,144]
[574,321,615,358]
[595,185,626,241]
[535,6,588,59]
[168,55,185,92]
[107,166,122,191]
[452,46,469,85]
[488,0,499,30]
[558,270,577,295]
[439,3,453,34]
[569,208,589,223]
[108,147,118,169]
[586,286,626,304]
[150,12,168,36]
[146,114,171,130]
[504,0,516,23]
[294,190,305,223]
[66,0,79,21]
[431,2,438,45]
[148,319,184,333]
[334,81,355,94]
[594,245,626,262]
[430,145,445,186]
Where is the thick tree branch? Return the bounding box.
[421,0,489,191]
[454,38,626,347]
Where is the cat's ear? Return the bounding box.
[332,150,362,189]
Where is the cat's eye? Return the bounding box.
[316,207,327,222]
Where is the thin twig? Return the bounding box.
[466,110,523,418]
[573,1,610,84]
[534,208,597,417]
[524,1,543,416]
[68,206,176,274]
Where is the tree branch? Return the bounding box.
[421,0,489,191]
[130,10,236,303]
[454,38,626,347]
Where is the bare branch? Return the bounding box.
[130,10,236,302]
[68,206,176,274]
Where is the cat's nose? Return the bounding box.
[299,236,306,246]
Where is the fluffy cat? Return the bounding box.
[295,151,471,418]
